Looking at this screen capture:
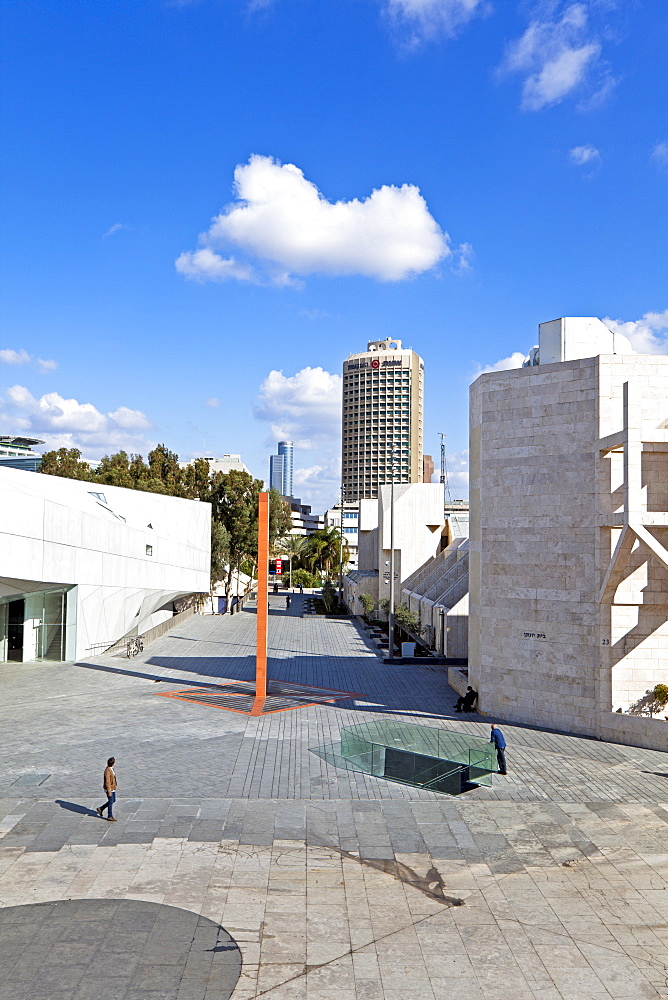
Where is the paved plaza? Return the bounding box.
[1,595,668,998]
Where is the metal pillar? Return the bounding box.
[254,491,269,707]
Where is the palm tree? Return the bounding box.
[303,526,348,579]
[275,534,307,586]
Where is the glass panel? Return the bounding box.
[311,721,496,796]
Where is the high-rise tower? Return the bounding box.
[269,440,294,498]
[341,338,424,501]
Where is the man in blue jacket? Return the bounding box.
[490,725,507,775]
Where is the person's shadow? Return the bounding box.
[56,799,99,817]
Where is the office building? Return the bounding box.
[423,454,434,483]
[269,454,285,494]
[0,436,44,472]
[470,317,668,751]
[342,338,424,501]
[289,497,324,536]
[269,440,294,498]
[0,467,210,662]
[325,502,359,570]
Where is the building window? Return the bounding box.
[146,544,153,556]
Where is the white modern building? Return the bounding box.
[288,497,324,536]
[179,454,250,476]
[470,317,668,751]
[344,483,445,613]
[325,502,359,570]
[0,467,210,663]
[342,338,424,501]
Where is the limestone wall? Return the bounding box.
[469,354,668,750]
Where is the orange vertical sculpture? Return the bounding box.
[254,491,269,709]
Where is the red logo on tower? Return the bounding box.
[371,359,380,369]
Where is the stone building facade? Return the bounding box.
[469,353,668,750]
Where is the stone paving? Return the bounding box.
[1,594,668,998]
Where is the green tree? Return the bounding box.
[321,579,338,613]
[275,534,307,586]
[95,450,135,489]
[291,568,318,589]
[360,593,375,617]
[39,448,93,480]
[301,525,347,579]
[180,458,212,501]
[210,519,230,589]
[207,472,291,604]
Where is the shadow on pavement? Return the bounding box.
[56,799,99,817]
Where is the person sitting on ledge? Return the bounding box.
[454,687,478,712]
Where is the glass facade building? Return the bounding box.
[269,441,294,498]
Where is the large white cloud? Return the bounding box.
[0,385,153,456]
[384,0,489,47]
[499,3,611,111]
[176,155,450,285]
[603,310,668,355]
[254,366,342,449]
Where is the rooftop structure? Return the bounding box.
[0,436,44,473]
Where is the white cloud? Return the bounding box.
[0,349,31,366]
[384,0,489,47]
[602,310,668,355]
[175,248,257,283]
[205,397,220,408]
[254,365,342,449]
[103,222,129,239]
[176,154,450,285]
[0,348,58,372]
[255,364,343,508]
[651,142,668,169]
[0,385,154,457]
[451,241,474,274]
[36,358,58,372]
[569,143,601,165]
[472,351,527,377]
[444,448,469,498]
[499,3,610,111]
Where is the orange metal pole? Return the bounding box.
[255,491,269,704]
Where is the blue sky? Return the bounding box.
[1,0,666,509]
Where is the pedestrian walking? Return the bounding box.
[490,725,507,775]
[97,756,118,821]
[286,593,292,608]
[298,583,303,594]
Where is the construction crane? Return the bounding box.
[439,432,452,503]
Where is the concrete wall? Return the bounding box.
[469,353,668,750]
[0,468,211,660]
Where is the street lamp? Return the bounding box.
[338,483,346,608]
[387,447,400,661]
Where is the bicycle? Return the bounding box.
[126,636,144,657]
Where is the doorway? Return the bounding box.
[7,599,25,662]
